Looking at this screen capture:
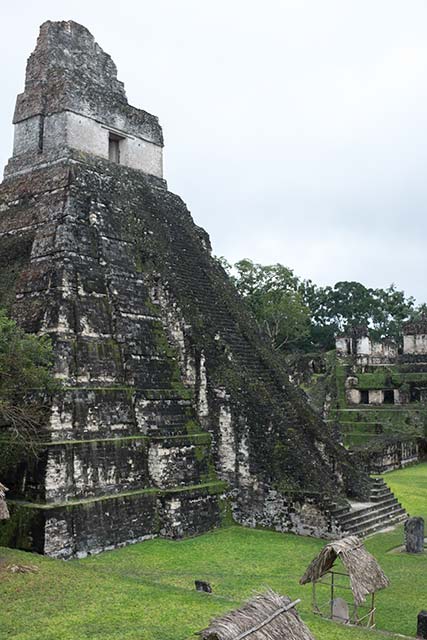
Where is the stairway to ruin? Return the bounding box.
[329,478,407,538]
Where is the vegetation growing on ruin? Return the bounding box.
[0,309,56,474]
[285,344,427,449]
[357,370,427,389]
[0,463,426,640]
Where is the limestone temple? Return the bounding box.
[333,321,427,472]
[0,21,393,558]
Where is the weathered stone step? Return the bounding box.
[334,507,351,517]
[328,504,351,517]
[41,432,211,446]
[370,479,388,490]
[324,499,351,516]
[340,498,401,529]
[371,489,393,502]
[357,513,408,538]
[371,487,392,498]
[340,503,402,531]
[10,479,228,510]
[339,500,399,526]
[371,483,390,492]
[332,477,408,537]
[346,510,407,537]
[343,506,406,535]
[370,477,386,485]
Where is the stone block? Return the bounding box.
[405,517,425,554]
[417,611,427,639]
[195,580,212,593]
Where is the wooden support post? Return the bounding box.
[353,603,358,625]
[330,572,334,619]
[312,580,316,612]
[371,592,375,628]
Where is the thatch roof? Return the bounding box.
[299,536,389,606]
[0,482,10,520]
[200,590,315,640]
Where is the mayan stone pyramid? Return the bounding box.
[0,21,363,558]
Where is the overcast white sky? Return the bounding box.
[1,1,427,299]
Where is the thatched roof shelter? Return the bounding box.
[200,590,315,640]
[0,482,10,520]
[300,536,389,606]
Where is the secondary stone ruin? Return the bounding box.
[0,20,367,558]
[334,323,427,473]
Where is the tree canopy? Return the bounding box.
[223,259,310,351]
[220,258,420,353]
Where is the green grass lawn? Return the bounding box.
[1,463,426,640]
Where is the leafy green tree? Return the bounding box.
[370,284,415,341]
[324,281,375,329]
[0,309,55,472]
[298,280,415,348]
[221,257,418,352]
[408,302,427,321]
[222,259,311,351]
[296,280,337,350]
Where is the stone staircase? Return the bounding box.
[329,478,407,538]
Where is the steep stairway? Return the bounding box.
[329,478,407,538]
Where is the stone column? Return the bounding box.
[417,611,427,639]
[405,517,425,554]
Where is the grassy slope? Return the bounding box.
[1,464,426,640]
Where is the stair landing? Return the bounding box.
[330,478,407,538]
